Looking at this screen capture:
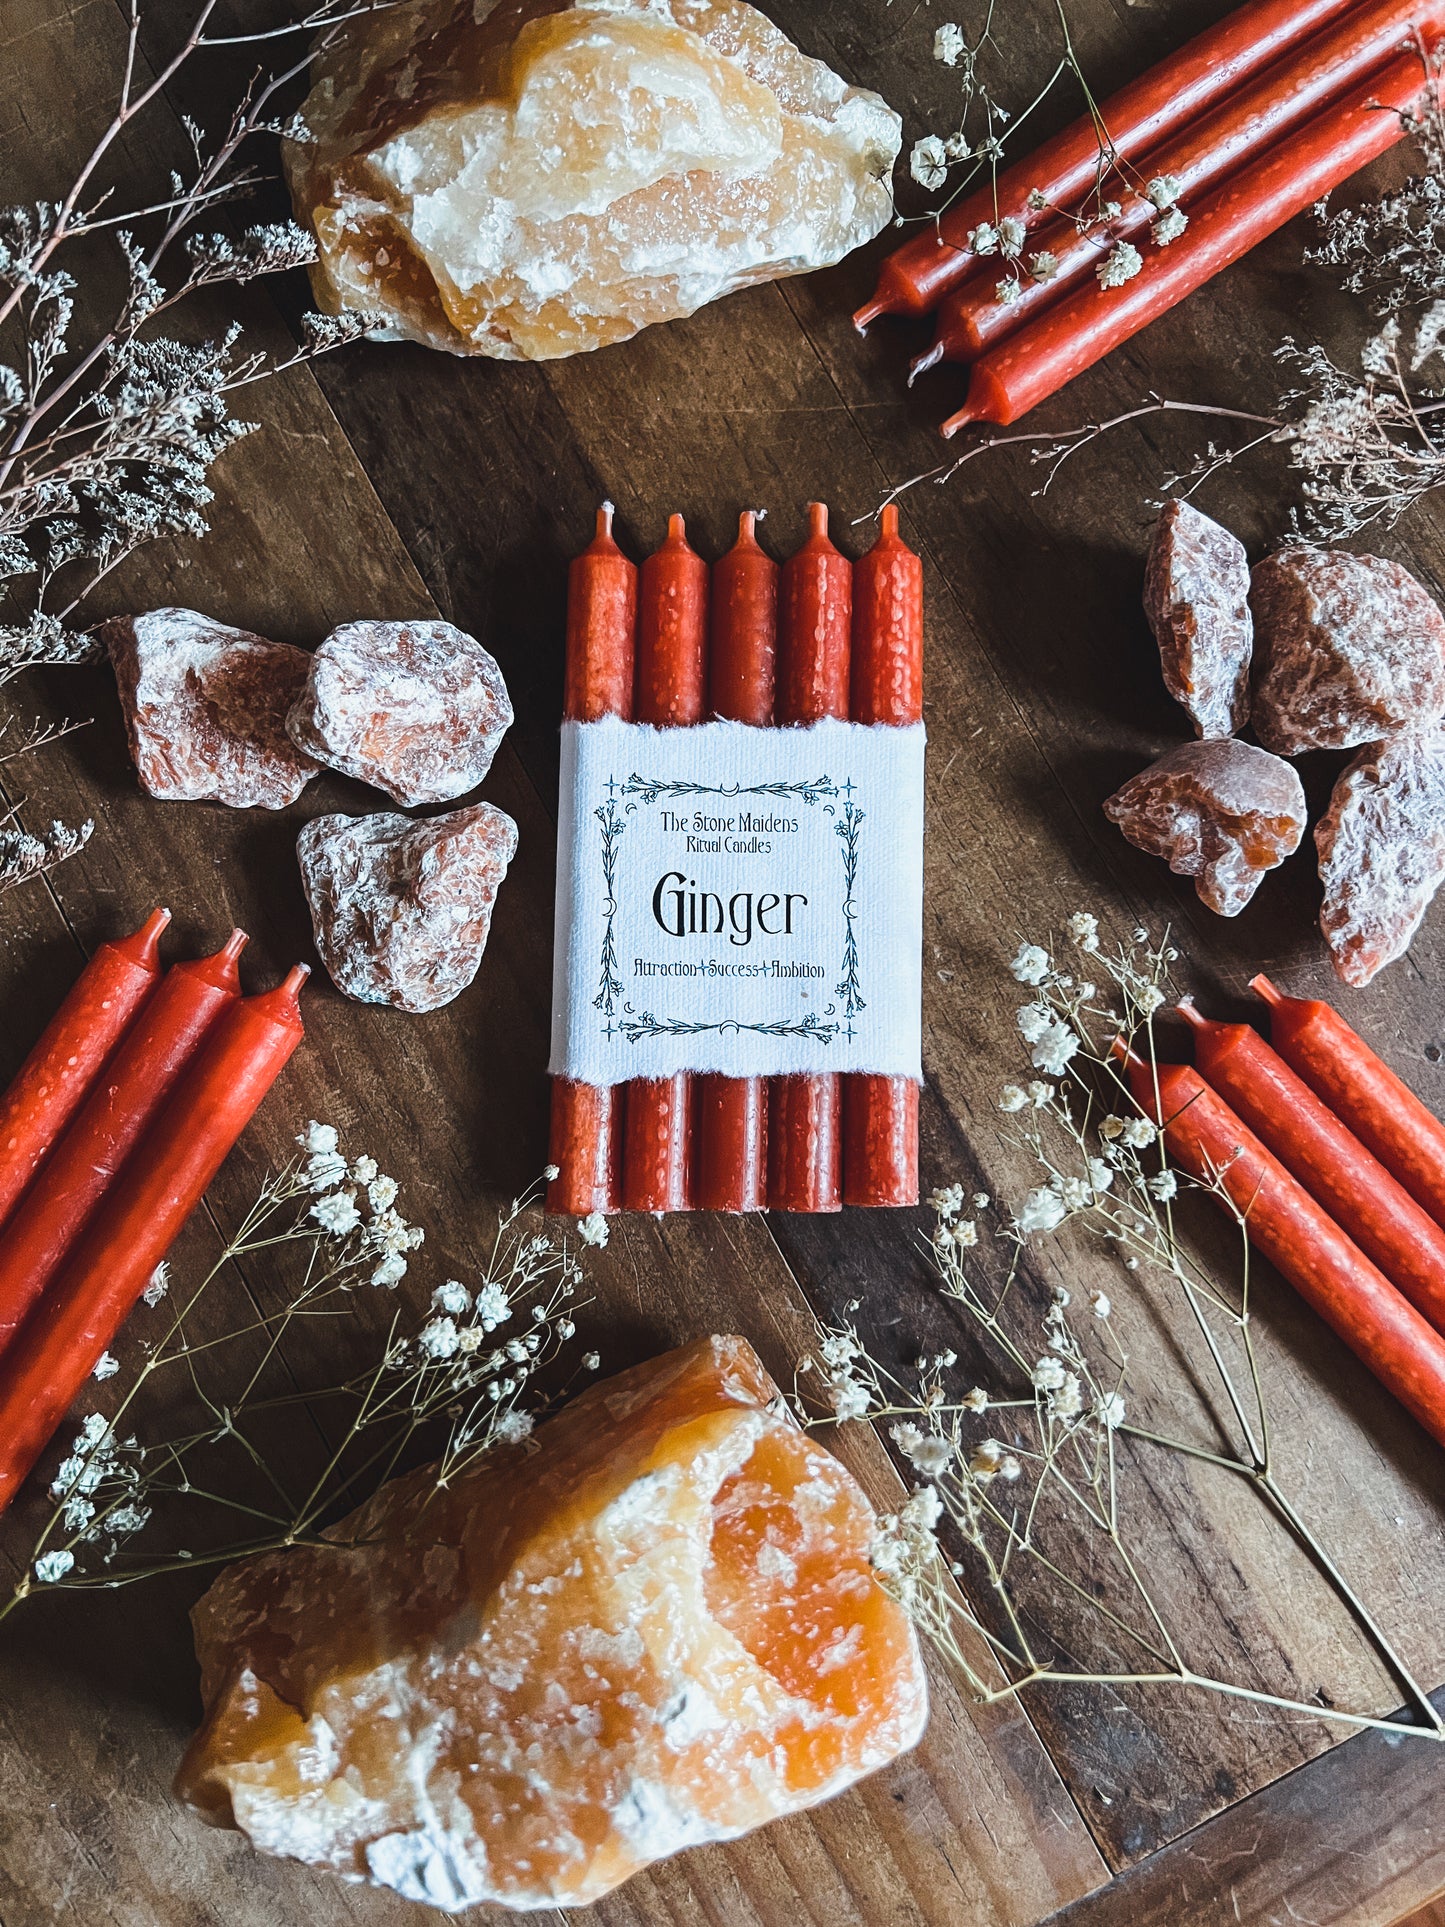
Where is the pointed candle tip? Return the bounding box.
[1249,973,1283,1008]
[1175,998,1205,1030]
[853,298,885,333]
[666,512,687,542]
[128,906,172,969]
[596,502,615,538]
[908,341,945,386]
[880,503,900,540]
[807,502,830,538]
[220,927,250,961]
[737,509,757,542]
[280,963,311,998]
[940,403,979,440]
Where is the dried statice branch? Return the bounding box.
[796,921,1445,1744]
[1308,65,1445,313]
[5,1133,596,1620]
[867,398,1284,521]
[0,0,387,685]
[0,713,87,765]
[0,711,92,893]
[0,815,94,896]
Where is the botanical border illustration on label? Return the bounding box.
[591,772,864,1046]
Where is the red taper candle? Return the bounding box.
[0,965,308,1518]
[548,504,637,1219]
[844,505,923,1208]
[0,929,247,1358]
[1179,998,1445,1335]
[771,504,851,1213]
[915,0,1445,377]
[941,50,1444,437]
[1253,975,1445,1235]
[623,514,708,1213]
[854,0,1361,329]
[696,511,777,1213]
[0,908,170,1232]
[1118,1042,1445,1450]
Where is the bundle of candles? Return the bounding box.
[855,0,1445,435]
[548,501,923,1218]
[0,912,307,1518]
[1124,982,1445,1448]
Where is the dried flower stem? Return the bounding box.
[0,0,387,682]
[3,1133,595,1622]
[798,923,1445,1744]
[892,20,1445,539]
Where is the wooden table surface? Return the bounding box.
[4,0,1445,1921]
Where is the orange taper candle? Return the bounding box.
[844,505,923,1208]
[0,965,307,1518]
[696,511,778,1213]
[0,909,170,1232]
[0,930,247,1358]
[548,504,638,1218]
[771,504,851,1214]
[623,514,708,1214]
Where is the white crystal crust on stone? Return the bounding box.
[175,1338,928,1912]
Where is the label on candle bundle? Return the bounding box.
[550,716,925,1083]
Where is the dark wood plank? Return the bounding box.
[0,1,1110,1921]
[291,126,1445,1876]
[9,0,1445,1913]
[121,0,1445,1879]
[1040,1689,1445,1927]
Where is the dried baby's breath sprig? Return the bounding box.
[902,7,1189,320]
[0,0,388,685]
[879,37,1445,539]
[0,814,93,894]
[797,921,1445,1745]
[4,1131,596,1620]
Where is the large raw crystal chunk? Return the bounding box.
[104,609,321,810]
[1104,739,1306,917]
[1143,501,1252,739]
[175,1336,928,1912]
[284,0,903,360]
[1250,545,1445,753]
[1316,728,1445,987]
[287,618,514,806]
[298,804,518,1011]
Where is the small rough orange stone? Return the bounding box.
[174,1335,928,1911]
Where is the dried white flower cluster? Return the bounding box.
[0,0,384,692]
[904,10,1188,312]
[795,918,1445,1747]
[0,700,91,896]
[0,812,92,894]
[1309,73,1445,315]
[12,1137,598,1615]
[886,42,1445,540]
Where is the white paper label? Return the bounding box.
[550,716,924,1083]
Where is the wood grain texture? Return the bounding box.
[1040,1689,1445,1927]
[2,0,1445,1920]
[1399,1901,1445,1927]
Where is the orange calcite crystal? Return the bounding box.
[284,0,902,359]
[175,1336,927,1911]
